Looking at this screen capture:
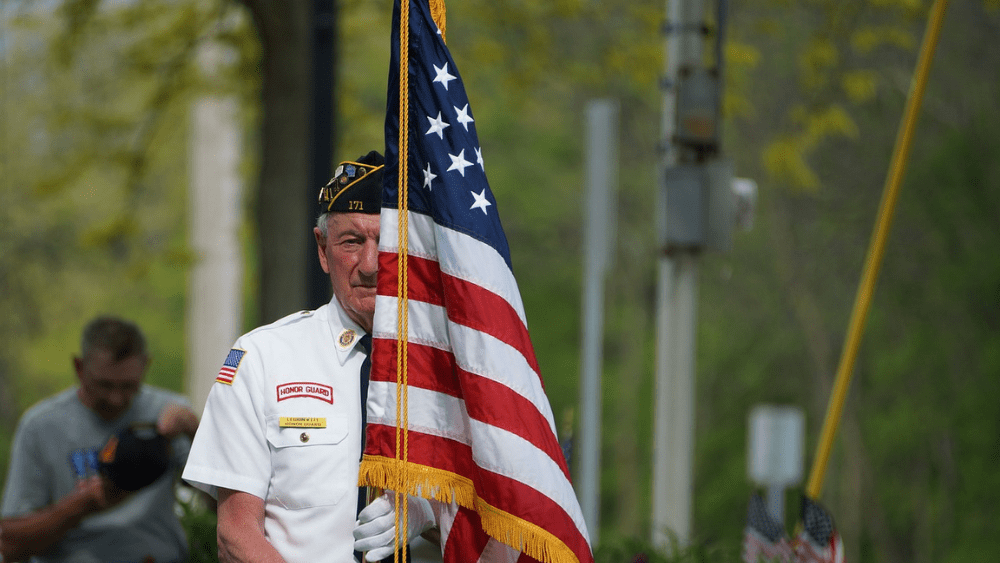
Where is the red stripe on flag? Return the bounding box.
[378,251,444,306]
[443,507,491,563]
[370,339,462,398]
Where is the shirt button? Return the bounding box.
[300,432,310,443]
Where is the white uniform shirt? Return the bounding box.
[183,300,367,563]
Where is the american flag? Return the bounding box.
[215,348,245,385]
[741,493,792,563]
[792,496,844,563]
[359,1,593,562]
[741,493,843,563]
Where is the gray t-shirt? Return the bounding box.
[1,386,192,563]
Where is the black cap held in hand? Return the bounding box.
[317,150,385,215]
[98,424,171,492]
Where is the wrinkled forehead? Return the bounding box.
[326,212,381,237]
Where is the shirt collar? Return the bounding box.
[327,295,369,364]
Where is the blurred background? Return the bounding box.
[1,0,998,562]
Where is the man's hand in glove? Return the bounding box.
[353,492,436,562]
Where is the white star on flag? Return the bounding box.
[425,112,449,139]
[447,149,473,177]
[433,62,457,90]
[423,162,437,190]
[454,104,474,131]
[470,188,492,215]
[475,147,484,170]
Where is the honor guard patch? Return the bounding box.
[216,348,246,385]
[277,382,334,404]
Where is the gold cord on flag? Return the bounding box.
[357,1,586,562]
[395,0,411,561]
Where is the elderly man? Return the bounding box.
[182,151,435,563]
[0,315,200,563]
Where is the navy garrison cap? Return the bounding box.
[98,424,171,492]
[318,150,384,214]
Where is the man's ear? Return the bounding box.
[73,356,84,380]
[314,227,331,274]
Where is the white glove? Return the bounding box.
[353,492,436,562]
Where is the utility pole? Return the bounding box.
[652,0,731,549]
[576,99,619,542]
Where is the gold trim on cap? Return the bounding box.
[318,160,386,212]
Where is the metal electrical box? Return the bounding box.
[664,164,705,248]
[674,67,721,150]
[663,158,734,252]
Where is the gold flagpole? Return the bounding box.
[805,0,950,500]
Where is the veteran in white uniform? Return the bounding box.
[183,151,394,563]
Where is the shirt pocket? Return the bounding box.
[265,413,354,509]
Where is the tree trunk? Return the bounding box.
[241,0,313,325]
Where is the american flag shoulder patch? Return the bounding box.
[216,348,247,385]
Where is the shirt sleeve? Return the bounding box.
[1,414,51,518]
[181,339,271,500]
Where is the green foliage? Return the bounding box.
[176,491,220,563]
[0,0,252,480]
[3,1,1000,562]
[594,533,738,563]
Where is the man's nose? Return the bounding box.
[107,389,129,408]
[359,240,379,277]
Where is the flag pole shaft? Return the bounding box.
[805,0,949,500]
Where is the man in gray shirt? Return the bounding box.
[1,316,200,563]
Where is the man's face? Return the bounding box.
[74,350,148,421]
[315,212,380,332]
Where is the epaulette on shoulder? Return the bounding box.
[244,309,317,337]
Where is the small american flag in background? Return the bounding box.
[793,496,844,563]
[742,493,844,563]
[215,348,245,385]
[742,493,793,563]
[358,0,593,562]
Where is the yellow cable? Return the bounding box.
[805,0,950,500]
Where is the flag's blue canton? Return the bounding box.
[383,0,513,270]
[223,349,245,368]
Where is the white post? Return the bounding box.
[186,40,244,414]
[577,99,619,542]
[748,405,805,525]
[652,0,705,549]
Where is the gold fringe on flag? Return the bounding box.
[429,0,446,42]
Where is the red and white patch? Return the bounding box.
[276,382,334,404]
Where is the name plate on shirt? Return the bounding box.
[279,417,327,428]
